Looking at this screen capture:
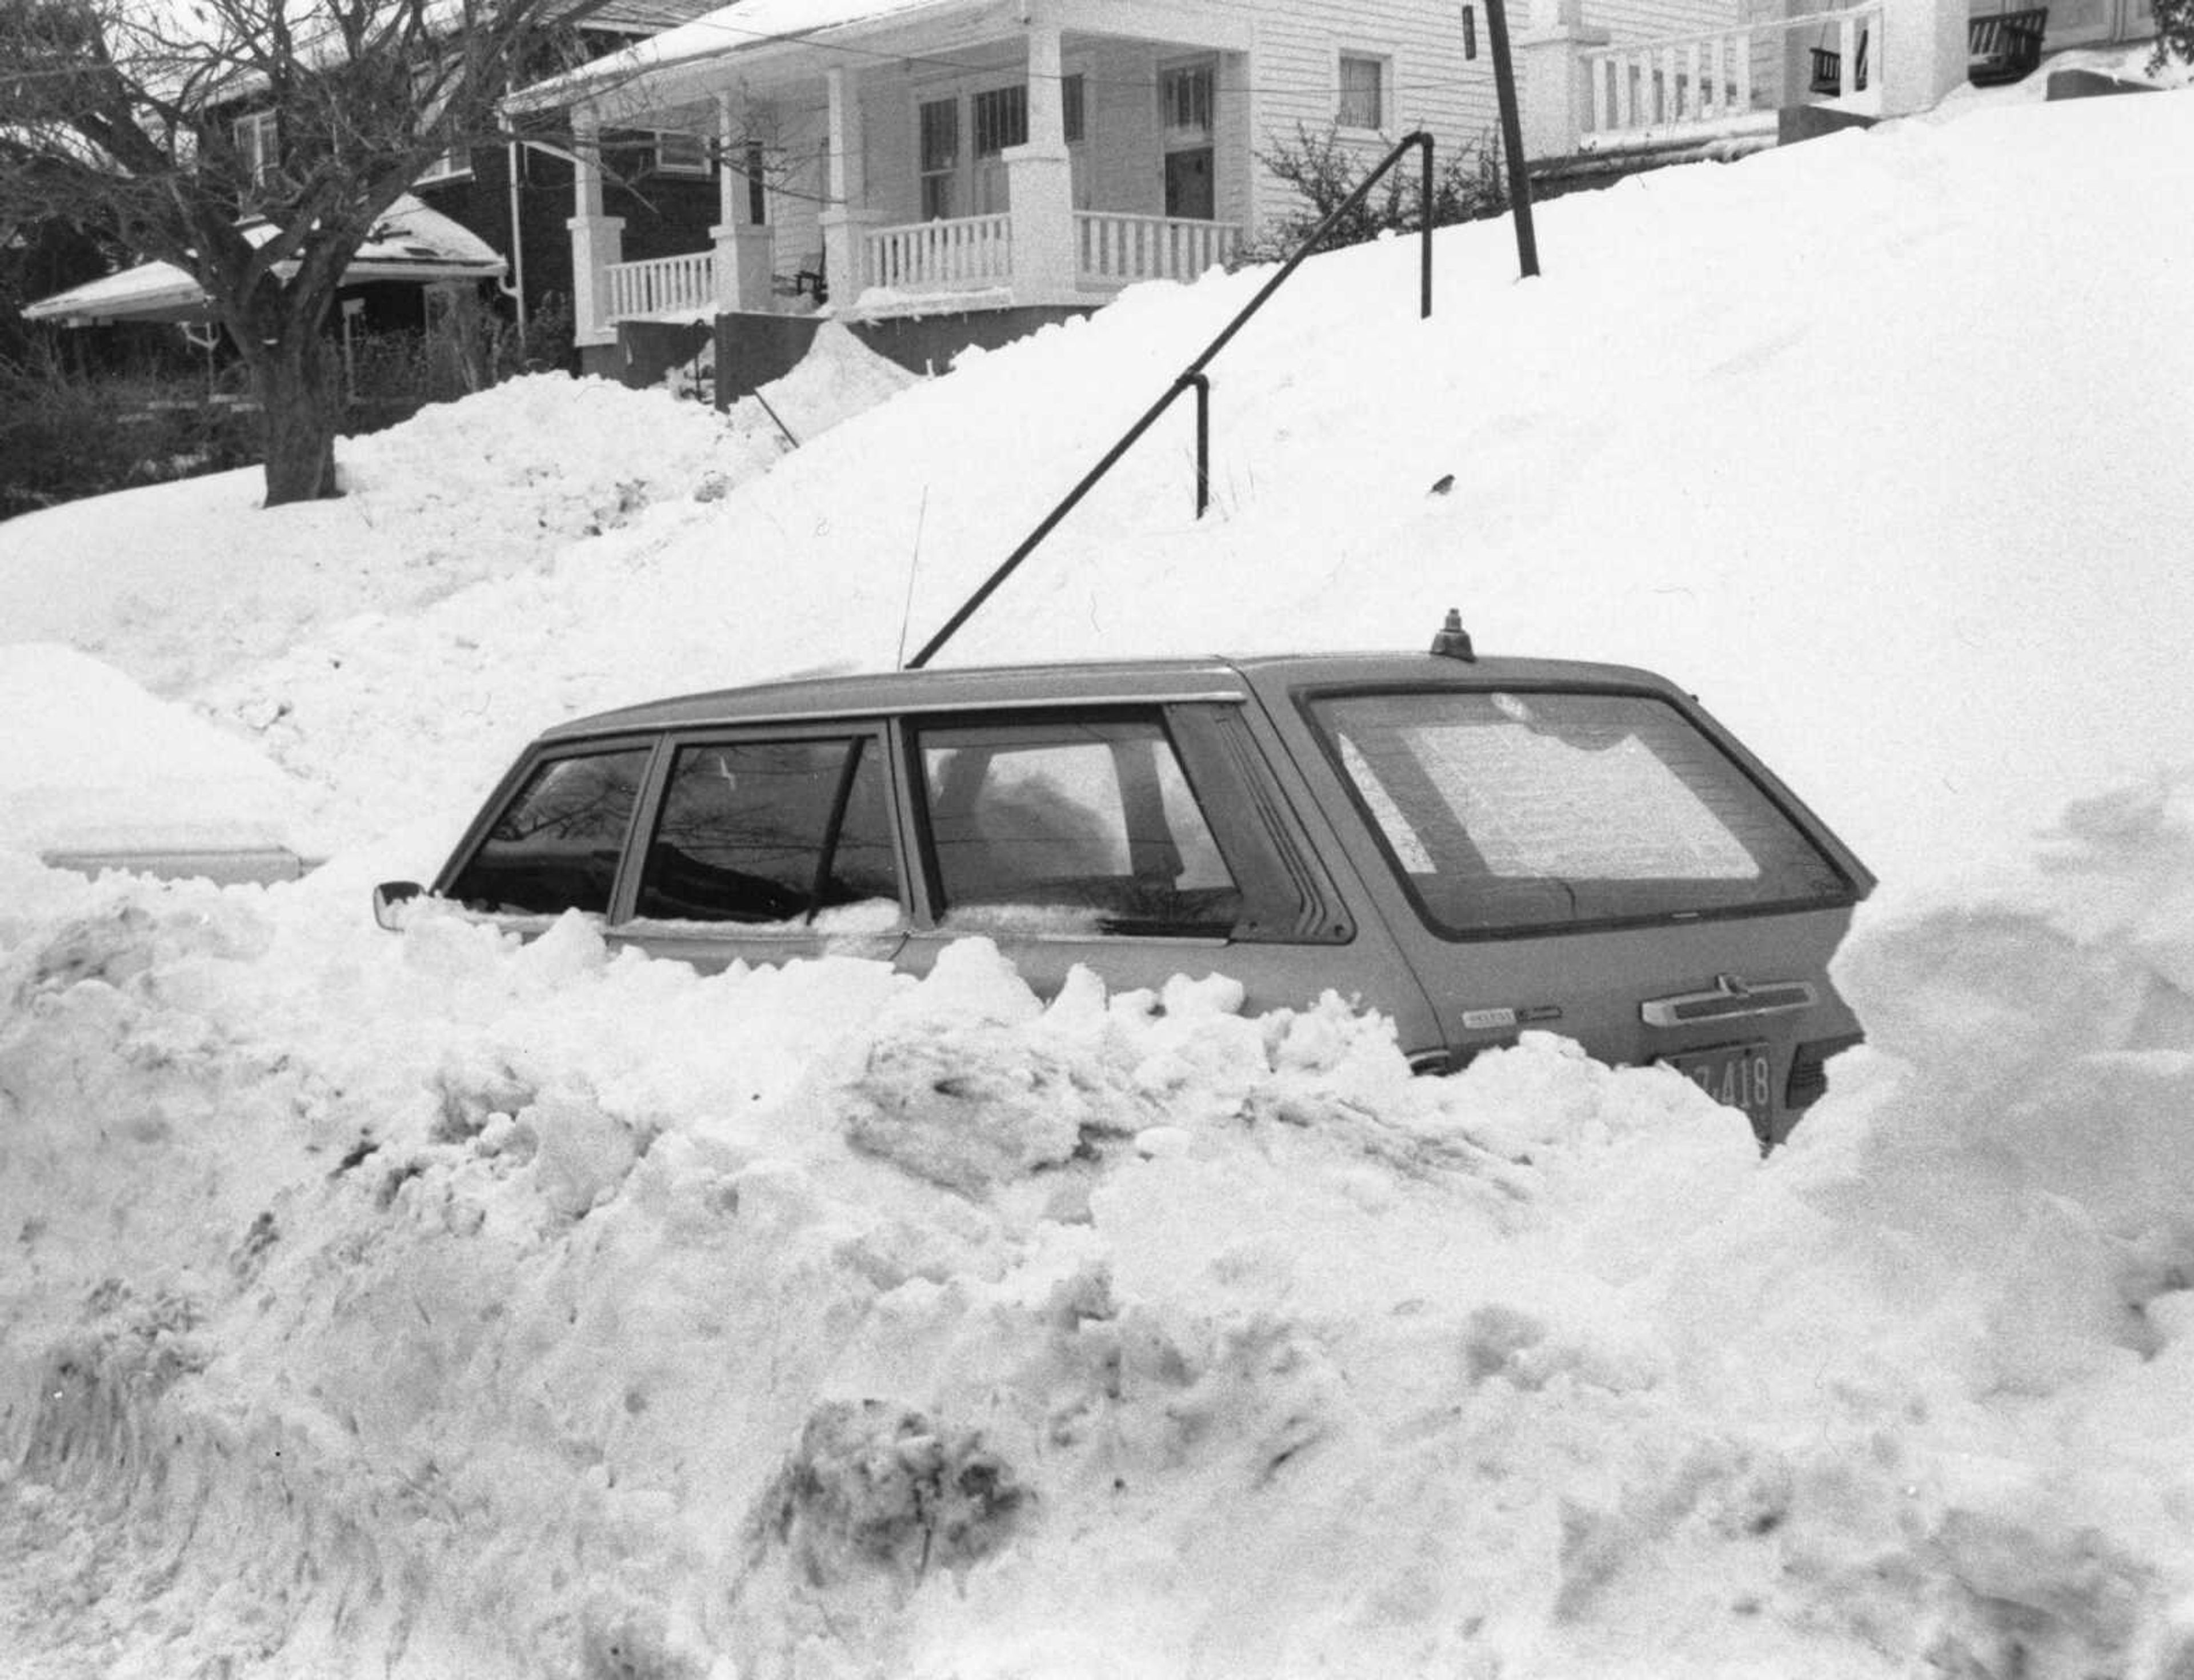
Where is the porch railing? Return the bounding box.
[866,214,1014,291]
[1076,212,1242,286]
[606,251,716,321]
[1580,3,1883,147]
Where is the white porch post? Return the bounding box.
[1881,0,1972,115]
[712,91,776,312]
[1515,0,1609,161]
[567,108,625,347]
[1004,7,1075,304]
[817,66,881,303]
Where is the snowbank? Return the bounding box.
[0,644,319,867]
[4,774,2193,1678]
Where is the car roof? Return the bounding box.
[538,649,1688,743]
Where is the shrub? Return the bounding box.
[0,345,258,519]
[2153,0,2193,71]
[1235,123,1510,267]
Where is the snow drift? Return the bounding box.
[4,775,2194,1679]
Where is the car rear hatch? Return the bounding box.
[1280,675,1872,1145]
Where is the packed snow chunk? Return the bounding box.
[0,644,318,863]
[520,1086,649,1220]
[735,319,922,443]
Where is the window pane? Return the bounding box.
[920,719,1239,934]
[1310,691,1853,934]
[1063,73,1086,144]
[1339,55,1384,128]
[448,748,649,916]
[919,98,958,219]
[637,737,899,925]
[654,131,710,174]
[972,85,1027,158]
[1162,67,1213,136]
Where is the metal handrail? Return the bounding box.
[904,131,1436,670]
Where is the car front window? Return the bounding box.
[446,747,651,916]
[1308,689,1853,936]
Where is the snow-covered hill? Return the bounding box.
[3,60,2193,1680]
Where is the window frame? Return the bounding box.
[650,129,713,178]
[1159,61,1215,145]
[917,94,960,219]
[898,703,1346,945]
[625,725,908,931]
[232,109,279,187]
[1336,50,1391,133]
[434,735,662,923]
[1295,681,1864,944]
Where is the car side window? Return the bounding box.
[446,747,650,916]
[634,735,901,925]
[916,717,1240,935]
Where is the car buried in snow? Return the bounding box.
[374,615,1875,1147]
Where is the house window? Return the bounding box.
[652,130,711,176]
[971,84,1027,158]
[1063,73,1086,145]
[1160,65,1213,138]
[1339,54,1387,129]
[919,97,958,219]
[415,133,470,184]
[233,110,279,187]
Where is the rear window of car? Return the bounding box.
[1306,688,1855,936]
[915,716,1243,936]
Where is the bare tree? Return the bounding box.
[0,0,608,504]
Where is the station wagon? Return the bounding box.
[377,622,1874,1145]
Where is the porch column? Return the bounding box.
[1515,0,1609,161]
[1004,10,1076,304]
[817,65,882,304]
[567,107,625,347]
[1880,0,1972,115]
[712,91,776,312]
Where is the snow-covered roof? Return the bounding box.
[18,194,506,324]
[508,0,981,110]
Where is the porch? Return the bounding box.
[534,0,1257,344]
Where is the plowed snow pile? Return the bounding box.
[4,777,2193,1679]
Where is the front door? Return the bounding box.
[1164,148,1215,220]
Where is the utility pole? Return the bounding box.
[1478,0,1543,278]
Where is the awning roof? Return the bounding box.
[19,194,506,326]
[508,0,984,112]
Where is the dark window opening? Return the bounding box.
[635,736,900,925]
[447,747,649,916]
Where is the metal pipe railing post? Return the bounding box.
[1419,131,1434,318]
[1184,372,1211,518]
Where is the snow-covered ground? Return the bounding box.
[3,56,2193,1680]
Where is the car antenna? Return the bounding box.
[895,486,930,670]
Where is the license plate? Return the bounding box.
[1662,1042,1775,1136]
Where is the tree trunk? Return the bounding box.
[250,328,343,506]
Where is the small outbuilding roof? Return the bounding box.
[19,194,506,326]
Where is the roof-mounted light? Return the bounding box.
[1430,608,1476,662]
